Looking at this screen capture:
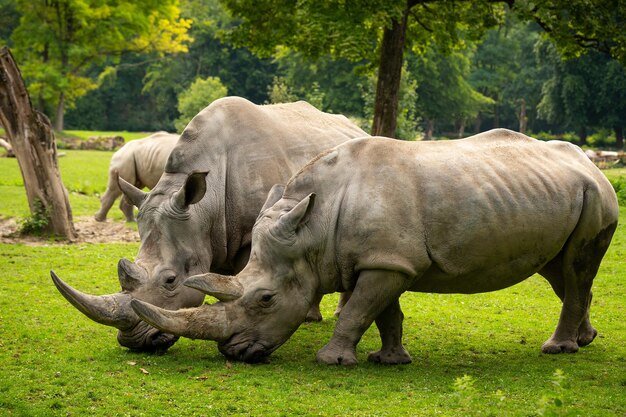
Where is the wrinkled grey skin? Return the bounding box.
[131,129,619,365]
[53,97,367,351]
[94,132,179,222]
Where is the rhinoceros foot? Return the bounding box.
[576,324,598,347]
[367,347,412,365]
[541,338,579,354]
[316,343,357,366]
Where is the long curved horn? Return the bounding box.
[131,299,229,342]
[185,273,243,301]
[118,177,148,208]
[51,271,137,331]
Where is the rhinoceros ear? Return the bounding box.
[274,193,316,236]
[185,273,243,302]
[172,171,208,210]
[260,184,285,214]
[118,177,148,208]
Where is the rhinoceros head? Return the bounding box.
[129,191,319,362]
[52,172,212,351]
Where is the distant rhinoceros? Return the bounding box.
[94,131,179,222]
[129,130,618,365]
[52,97,368,351]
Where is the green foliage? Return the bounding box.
[19,198,49,235]
[268,76,298,104]
[536,369,570,417]
[607,176,626,206]
[174,76,228,132]
[11,0,192,128]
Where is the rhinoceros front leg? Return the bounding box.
[367,299,412,364]
[316,270,410,366]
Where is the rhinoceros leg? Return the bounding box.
[316,270,410,366]
[367,299,412,365]
[119,194,136,222]
[95,179,122,221]
[540,193,616,354]
[305,293,323,322]
[540,261,597,350]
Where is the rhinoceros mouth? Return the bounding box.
[117,321,179,353]
[218,338,275,363]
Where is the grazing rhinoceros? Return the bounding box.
[52,97,368,351]
[129,130,618,365]
[94,131,179,222]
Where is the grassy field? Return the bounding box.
[0,150,625,416]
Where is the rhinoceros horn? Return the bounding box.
[131,299,230,342]
[51,271,137,331]
[184,273,243,301]
[118,177,148,208]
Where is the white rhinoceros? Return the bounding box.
[94,131,179,222]
[130,130,619,365]
[52,97,367,351]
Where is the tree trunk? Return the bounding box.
[474,112,482,134]
[457,118,466,138]
[54,92,65,132]
[424,119,434,141]
[518,98,527,134]
[579,126,587,146]
[371,4,410,138]
[615,126,624,149]
[0,47,76,239]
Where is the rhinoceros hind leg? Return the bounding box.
[539,197,616,354]
[305,292,323,322]
[120,194,136,222]
[367,299,412,364]
[317,269,411,366]
[333,291,352,317]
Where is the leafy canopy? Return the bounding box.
[11,0,192,111]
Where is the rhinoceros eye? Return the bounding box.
[258,292,276,308]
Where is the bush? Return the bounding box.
[20,198,49,235]
[608,176,626,206]
[175,76,228,132]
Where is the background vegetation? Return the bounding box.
[1,0,624,143]
[1,137,625,416]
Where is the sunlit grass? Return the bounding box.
[0,138,624,416]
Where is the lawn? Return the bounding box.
[0,149,625,416]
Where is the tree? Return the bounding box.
[174,76,228,131]
[11,0,192,131]
[408,45,493,139]
[219,0,626,138]
[0,47,75,239]
[221,0,504,138]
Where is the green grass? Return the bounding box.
[0,145,625,416]
[0,149,128,221]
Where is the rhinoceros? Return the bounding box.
[129,130,619,365]
[94,131,179,222]
[52,97,368,351]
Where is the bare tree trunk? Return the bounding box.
[474,112,482,134]
[371,4,411,138]
[518,98,527,134]
[579,126,588,146]
[54,92,65,132]
[0,47,76,239]
[615,126,624,149]
[457,118,466,138]
[424,119,434,141]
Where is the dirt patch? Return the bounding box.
[0,216,140,245]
